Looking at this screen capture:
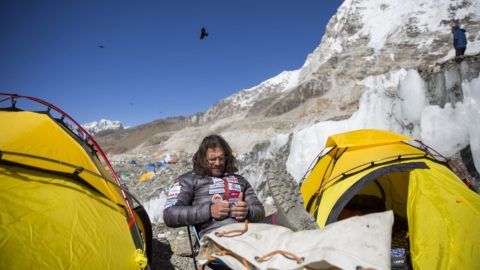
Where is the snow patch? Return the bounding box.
[420,103,470,157]
[225,70,300,109]
[144,192,167,224]
[397,69,427,124]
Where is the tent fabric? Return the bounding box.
[325,162,428,225]
[0,164,137,269]
[0,111,125,206]
[408,161,480,269]
[198,211,393,270]
[325,129,412,148]
[0,108,150,269]
[300,129,480,269]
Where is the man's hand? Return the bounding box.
[211,200,230,220]
[231,192,248,221]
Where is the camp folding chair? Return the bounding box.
[187,225,231,270]
[186,225,200,270]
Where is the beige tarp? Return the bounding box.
[198,211,393,270]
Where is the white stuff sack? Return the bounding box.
[198,211,393,270]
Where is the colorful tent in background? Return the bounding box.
[130,159,138,165]
[300,129,480,269]
[145,162,156,173]
[140,172,155,182]
[0,93,152,269]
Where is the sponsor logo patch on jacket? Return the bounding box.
[228,182,242,192]
[212,177,224,184]
[164,180,181,208]
[224,175,238,183]
[164,198,178,208]
[209,183,225,189]
[167,185,181,199]
[209,188,226,194]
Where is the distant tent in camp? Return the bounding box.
[156,161,164,167]
[300,129,480,269]
[130,159,138,165]
[140,172,155,182]
[0,93,152,269]
[145,162,156,173]
[164,153,172,163]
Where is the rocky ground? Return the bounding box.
[150,223,196,270]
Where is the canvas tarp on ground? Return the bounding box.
[300,129,480,269]
[0,104,151,270]
[199,211,393,270]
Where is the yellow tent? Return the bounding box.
[140,172,155,182]
[0,94,152,269]
[300,129,480,269]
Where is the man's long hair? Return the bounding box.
[193,134,238,177]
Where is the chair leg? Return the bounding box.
[187,226,199,270]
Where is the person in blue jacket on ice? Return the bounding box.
[451,24,467,57]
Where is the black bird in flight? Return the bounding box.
[200,27,209,40]
[97,43,105,49]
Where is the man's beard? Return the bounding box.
[210,167,224,177]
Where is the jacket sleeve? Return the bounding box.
[453,31,459,48]
[163,174,212,227]
[241,176,265,222]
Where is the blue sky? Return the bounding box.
[1,0,344,126]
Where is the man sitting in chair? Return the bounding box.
[163,134,265,236]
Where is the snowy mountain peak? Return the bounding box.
[82,119,125,135]
[200,70,300,123]
[227,70,300,108]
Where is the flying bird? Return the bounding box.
[97,43,105,49]
[200,27,209,40]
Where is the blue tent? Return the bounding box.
[145,163,155,173]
